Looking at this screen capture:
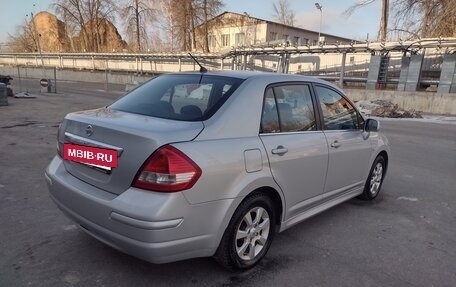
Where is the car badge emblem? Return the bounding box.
[86,125,93,137]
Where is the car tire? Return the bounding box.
[214,193,276,270]
[358,155,386,200]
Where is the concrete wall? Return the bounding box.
[346,89,456,115]
[0,55,210,73]
[0,66,152,86]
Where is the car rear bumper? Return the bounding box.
[45,156,236,264]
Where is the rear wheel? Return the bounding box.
[358,155,386,200]
[214,193,276,270]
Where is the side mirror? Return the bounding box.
[365,118,379,132]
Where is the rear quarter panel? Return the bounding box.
[173,137,283,205]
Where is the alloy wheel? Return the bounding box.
[235,207,270,261]
[370,162,383,196]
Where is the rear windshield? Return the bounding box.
[110,74,244,121]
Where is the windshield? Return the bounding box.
[110,74,244,121]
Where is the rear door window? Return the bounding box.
[261,84,317,133]
[110,74,243,121]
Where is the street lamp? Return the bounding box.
[315,2,323,45]
[26,3,45,77]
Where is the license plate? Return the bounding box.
[63,143,118,169]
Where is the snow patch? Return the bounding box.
[355,99,422,118]
[397,196,419,202]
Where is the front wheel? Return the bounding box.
[358,155,386,200]
[214,193,276,270]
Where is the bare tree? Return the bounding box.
[120,0,156,52]
[272,0,296,26]
[393,0,456,38]
[155,0,184,51]
[162,0,191,51]
[198,0,224,52]
[157,0,178,51]
[53,0,116,52]
[344,0,456,41]
[6,19,37,52]
[156,0,223,52]
[61,8,78,51]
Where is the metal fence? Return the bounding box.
[1,38,455,91]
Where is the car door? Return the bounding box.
[313,84,373,196]
[259,84,329,220]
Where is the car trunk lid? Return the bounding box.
[59,107,204,195]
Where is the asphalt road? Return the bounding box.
[1,80,455,287]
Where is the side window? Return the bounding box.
[261,84,317,133]
[261,88,280,133]
[315,86,362,130]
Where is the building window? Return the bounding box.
[235,33,245,46]
[293,36,300,45]
[283,34,289,41]
[269,32,278,41]
[303,38,309,45]
[208,35,216,48]
[221,34,230,47]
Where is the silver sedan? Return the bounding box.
[45,71,389,269]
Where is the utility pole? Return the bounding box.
[379,0,389,42]
[315,3,323,44]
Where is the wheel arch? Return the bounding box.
[249,186,284,230]
[213,184,285,255]
[213,185,284,268]
[377,150,389,176]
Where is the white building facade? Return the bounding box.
[194,12,355,53]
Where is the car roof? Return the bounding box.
[167,70,342,92]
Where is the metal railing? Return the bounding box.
[0,38,455,90]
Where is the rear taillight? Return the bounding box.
[133,145,201,192]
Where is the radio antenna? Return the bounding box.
[188,53,207,73]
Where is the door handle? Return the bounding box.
[271,145,288,155]
[330,140,342,148]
